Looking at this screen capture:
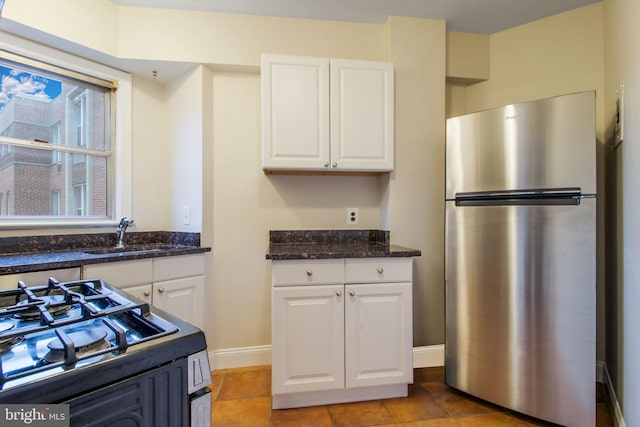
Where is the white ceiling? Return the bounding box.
[112,0,601,34]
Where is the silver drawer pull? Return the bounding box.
[158,287,165,293]
[143,290,151,297]
[377,267,384,274]
[349,290,356,296]
[306,270,313,277]
[336,290,342,296]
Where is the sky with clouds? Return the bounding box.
[0,66,61,108]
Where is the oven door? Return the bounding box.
[66,359,189,427]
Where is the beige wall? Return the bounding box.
[130,76,170,230]
[446,3,606,362]
[603,0,640,424]
[385,17,446,345]
[464,3,604,118]
[446,32,490,83]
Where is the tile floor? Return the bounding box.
[210,365,614,426]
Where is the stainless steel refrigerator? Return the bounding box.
[445,91,596,427]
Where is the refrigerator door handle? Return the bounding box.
[454,187,586,206]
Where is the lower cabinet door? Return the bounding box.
[154,276,205,329]
[272,285,344,394]
[345,282,413,388]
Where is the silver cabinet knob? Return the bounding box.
[332,162,338,168]
[306,270,313,277]
[324,162,330,167]
[349,290,356,296]
[336,290,342,296]
[158,287,165,293]
[377,267,384,274]
[143,290,151,297]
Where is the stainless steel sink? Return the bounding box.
[83,244,180,255]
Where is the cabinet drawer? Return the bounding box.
[344,258,412,283]
[84,259,153,287]
[0,268,81,290]
[272,259,344,286]
[153,254,205,282]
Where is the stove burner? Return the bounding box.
[0,321,21,353]
[44,329,109,363]
[0,336,23,354]
[0,322,14,334]
[13,296,74,321]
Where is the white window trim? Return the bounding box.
[0,32,132,229]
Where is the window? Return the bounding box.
[51,190,60,216]
[73,184,85,216]
[0,37,131,228]
[52,122,62,164]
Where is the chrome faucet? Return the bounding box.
[115,217,134,248]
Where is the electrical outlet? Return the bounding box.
[347,208,359,225]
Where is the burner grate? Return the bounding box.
[0,278,150,344]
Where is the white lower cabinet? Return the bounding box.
[272,284,345,395]
[271,258,413,409]
[345,282,413,389]
[83,254,205,329]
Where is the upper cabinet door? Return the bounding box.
[330,59,394,172]
[262,54,330,170]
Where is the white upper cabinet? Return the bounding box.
[262,55,330,170]
[330,59,394,171]
[261,54,394,173]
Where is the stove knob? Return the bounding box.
[158,287,165,293]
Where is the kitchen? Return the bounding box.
[0,0,636,426]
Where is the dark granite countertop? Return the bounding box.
[266,230,421,260]
[0,232,210,275]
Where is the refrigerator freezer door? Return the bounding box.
[446,91,596,199]
[445,198,596,426]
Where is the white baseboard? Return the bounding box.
[413,344,445,368]
[602,362,627,427]
[208,344,445,371]
[209,345,271,370]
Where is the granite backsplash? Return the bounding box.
[0,232,201,255]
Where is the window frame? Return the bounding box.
[0,33,132,229]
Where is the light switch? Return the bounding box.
[183,205,191,225]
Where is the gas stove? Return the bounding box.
[0,277,210,426]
